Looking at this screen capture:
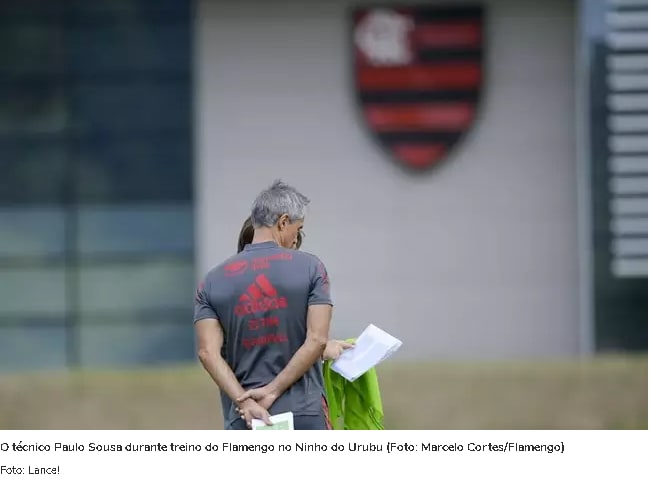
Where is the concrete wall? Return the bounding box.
[195,0,580,359]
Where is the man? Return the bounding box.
[224,216,352,427]
[194,180,335,430]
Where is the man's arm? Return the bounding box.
[265,303,331,397]
[195,318,248,403]
[196,319,272,427]
[193,279,247,402]
[262,256,333,397]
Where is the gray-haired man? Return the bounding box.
[194,180,334,430]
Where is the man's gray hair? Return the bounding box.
[250,180,311,228]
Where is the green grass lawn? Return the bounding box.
[0,354,646,429]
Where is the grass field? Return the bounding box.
[0,354,647,429]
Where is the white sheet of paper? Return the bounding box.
[251,411,295,430]
[331,324,402,382]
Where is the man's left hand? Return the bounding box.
[238,398,272,429]
[322,340,354,361]
[236,385,279,411]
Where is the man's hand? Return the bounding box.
[322,340,354,361]
[236,385,279,412]
[238,398,272,429]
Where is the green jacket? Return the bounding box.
[323,345,384,430]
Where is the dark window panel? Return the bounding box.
[69,81,190,135]
[0,207,67,259]
[0,266,67,316]
[0,0,63,23]
[0,82,67,135]
[0,319,67,371]
[0,144,68,204]
[74,136,192,203]
[78,319,194,367]
[67,0,191,19]
[77,260,195,317]
[76,203,194,256]
[67,23,190,76]
[0,22,64,77]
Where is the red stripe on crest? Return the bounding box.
[392,143,447,168]
[357,63,480,90]
[365,103,474,131]
[412,21,481,49]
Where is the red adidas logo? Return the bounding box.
[234,274,288,316]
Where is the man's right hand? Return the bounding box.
[236,384,280,411]
[238,398,272,429]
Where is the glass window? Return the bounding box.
[0,207,66,259]
[69,81,190,135]
[74,136,192,202]
[0,19,64,78]
[67,0,190,17]
[78,320,194,366]
[0,1,63,21]
[0,82,67,135]
[77,260,194,316]
[68,23,190,75]
[0,267,67,316]
[77,203,193,256]
[0,320,67,371]
[0,143,68,204]
[0,17,66,135]
[0,0,194,372]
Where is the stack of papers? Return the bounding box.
[251,412,294,430]
[331,324,402,382]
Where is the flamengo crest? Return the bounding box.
[353,5,484,171]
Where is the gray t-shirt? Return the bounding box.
[194,241,332,428]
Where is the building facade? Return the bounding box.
[0,0,646,370]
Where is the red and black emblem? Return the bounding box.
[353,5,483,171]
